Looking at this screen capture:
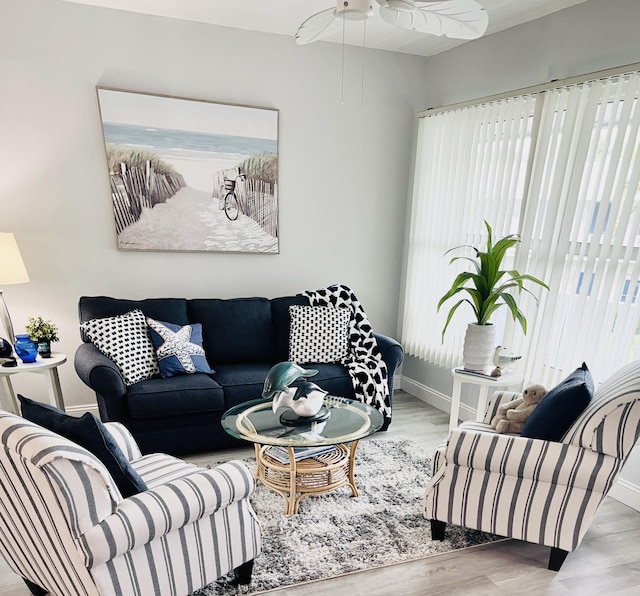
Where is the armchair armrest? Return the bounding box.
[82,461,255,567]
[442,427,617,493]
[74,342,126,399]
[103,422,142,462]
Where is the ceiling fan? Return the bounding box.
[295,0,489,45]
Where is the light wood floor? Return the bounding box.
[2,392,639,595]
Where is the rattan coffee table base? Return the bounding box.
[255,440,359,515]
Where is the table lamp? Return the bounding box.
[0,233,30,352]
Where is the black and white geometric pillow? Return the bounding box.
[80,309,159,386]
[288,305,350,364]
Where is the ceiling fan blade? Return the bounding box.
[295,8,341,45]
[380,0,489,40]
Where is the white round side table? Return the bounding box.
[0,353,67,414]
[449,367,523,431]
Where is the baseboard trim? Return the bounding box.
[609,477,640,511]
[400,375,640,513]
[65,403,100,416]
[400,375,476,422]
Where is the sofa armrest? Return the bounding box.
[74,342,126,399]
[81,461,255,567]
[374,333,404,376]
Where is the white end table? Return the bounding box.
[0,353,67,414]
[449,367,524,431]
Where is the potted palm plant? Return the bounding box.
[438,221,549,371]
[25,316,59,358]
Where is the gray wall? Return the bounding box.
[401,0,640,496]
[1,0,426,408]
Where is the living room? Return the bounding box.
[2,0,640,593]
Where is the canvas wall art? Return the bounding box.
[96,88,279,253]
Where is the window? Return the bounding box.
[402,69,640,387]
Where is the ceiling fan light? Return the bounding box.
[336,0,374,21]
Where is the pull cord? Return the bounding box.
[361,19,367,106]
[341,17,346,105]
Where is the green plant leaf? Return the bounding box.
[449,255,481,274]
[440,298,478,341]
[437,272,476,309]
[514,272,550,290]
[492,236,520,267]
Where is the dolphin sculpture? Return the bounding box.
[262,361,318,399]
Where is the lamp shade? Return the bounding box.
[0,233,30,285]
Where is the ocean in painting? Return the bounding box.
[102,122,277,192]
[102,122,277,155]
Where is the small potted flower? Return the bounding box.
[25,316,59,358]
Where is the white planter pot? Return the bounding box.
[462,323,496,372]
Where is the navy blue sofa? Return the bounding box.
[74,294,404,455]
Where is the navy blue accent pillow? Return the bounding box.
[146,318,214,378]
[18,395,147,498]
[521,362,594,441]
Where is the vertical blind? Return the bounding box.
[402,69,640,387]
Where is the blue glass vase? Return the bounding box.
[14,334,38,363]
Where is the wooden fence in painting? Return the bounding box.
[110,162,186,235]
[213,171,278,239]
[245,179,279,238]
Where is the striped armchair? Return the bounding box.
[0,411,262,595]
[424,360,640,571]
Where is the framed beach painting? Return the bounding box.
[96,87,279,253]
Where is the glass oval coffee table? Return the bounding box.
[222,395,383,515]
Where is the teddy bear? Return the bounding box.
[490,383,547,434]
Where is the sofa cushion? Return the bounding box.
[300,364,356,399]
[521,362,594,441]
[18,395,147,498]
[126,374,225,419]
[80,309,159,385]
[79,297,189,342]
[188,298,275,364]
[271,294,308,361]
[212,363,276,408]
[146,318,214,378]
[288,304,350,364]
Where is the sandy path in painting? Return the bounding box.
[117,187,278,253]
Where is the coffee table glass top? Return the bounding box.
[222,396,383,447]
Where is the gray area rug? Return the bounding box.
[194,438,501,595]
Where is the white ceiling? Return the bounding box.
[61,0,590,57]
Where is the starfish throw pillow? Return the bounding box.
[146,317,214,378]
